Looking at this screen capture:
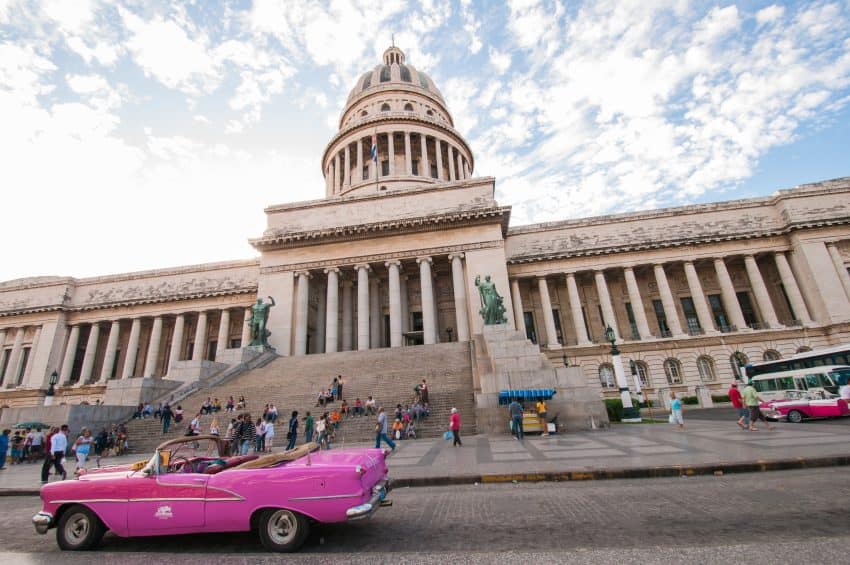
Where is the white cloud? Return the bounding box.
[489,47,511,74]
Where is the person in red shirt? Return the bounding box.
[449,408,462,447]
[728,382,748,430]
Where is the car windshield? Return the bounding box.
[141,437,224,475]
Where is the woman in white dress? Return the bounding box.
[73,428,93,472]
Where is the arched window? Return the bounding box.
[633,361,650,388]
[663,358,683,385]
[360,110,368,117]
[379,65,391,82]
[380,103,390,112]
[796,346,812,354]
[426,109,434,117]
[598,364,615,388]
[403,103,413,111]
[697,355,716,382]
[399,64,412,82]
[763,349,781,361]
[730,351,748,380]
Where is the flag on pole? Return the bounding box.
[371,134,378,164]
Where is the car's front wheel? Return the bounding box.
[787,410,804,424]
[257,508,310,552]
[56,505,106,551]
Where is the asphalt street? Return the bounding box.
[1,467,848,563]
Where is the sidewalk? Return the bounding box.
[3,416,849,495]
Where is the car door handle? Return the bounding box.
[191,479,206,484]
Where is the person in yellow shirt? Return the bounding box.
[536,399,549,437]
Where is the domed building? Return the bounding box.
[1,46,850,436]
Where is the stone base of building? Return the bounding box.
[102,377,182,407]
[166,359,229,384]
[214,346,268,366]
[0,403,135,432]
[473,324,610,433]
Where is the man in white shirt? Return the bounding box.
[41,425,68,483]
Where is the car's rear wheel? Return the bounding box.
[257,508,309,552]
[787,410,804,424]
[56,505,105,551]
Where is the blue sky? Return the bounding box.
[1,0,849,280]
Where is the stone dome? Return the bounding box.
[345,46,445,108]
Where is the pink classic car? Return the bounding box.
[760,390,850,423]
[32,435,391,552]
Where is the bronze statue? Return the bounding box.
[475,275,508,325]
[249,296,275,347]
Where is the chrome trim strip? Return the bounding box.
[49,497,242,504]
[49,499,127,504]
[289,492,362,501]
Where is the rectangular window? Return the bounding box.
[551,309,564,345]
[411,312,423,332]
[207,340,217,361]
[362,166,370,180]
[652,299,670,336]
[16,347,30,386]
[186,342,194,362]
[708,294,729,330]
[736,291,759,328]
[523,311,537,344]
[384,314,390,347]
[412,160,419,175]
[680,296,701,334]
[381,160,389,176]
[0,349,10,384]
[625,302,639,339]
[431,164,438,179]
[229,338,241,349]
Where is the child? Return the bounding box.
[392,418,405,440]
[669,391,684,431]
[405,419,417,440]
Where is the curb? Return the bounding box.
[4,455,849,496]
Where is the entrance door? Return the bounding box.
[523,312,537,344]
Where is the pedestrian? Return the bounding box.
[449,408,462,447]
[42,425,68,483]
[337,375,344,401]
[669,391,684,431]
[728,382,749,430]
[375,407,396,450]
[161,403,173,434]
[508,397,524,440]
[72,428,93,472]
[30,427,45,463]
[286,411,298,451]
[304,412,314,444]
[240,414,256,455]
[742,380,774,431]
[419,379,429,404]
[209,417,220,437]
[316,412,330,450]
[264,419,274,452]
[94,428,108,467]
[255,418,266,453]
[536,398,549,437]
[0,429,9,470]
[230,415,243,456]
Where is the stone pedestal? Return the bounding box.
[473,324,609,433]
[103,377,181,406]
[165,359,229,384]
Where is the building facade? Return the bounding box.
[2,46,850,409]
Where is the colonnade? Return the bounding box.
[511,251,823,348]
[0,326,37,388]
[290,253,471,356]
[325,129,472,194]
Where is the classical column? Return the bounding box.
[594,270,621,340]
[122,318,141,378]
[400,275,410,333]
[653,264,685,338]
[215,309,230,359]
[78,323,100,385]
[566,273,591,345]
[99,320,121,382]
[743,255,780,329]
[343,144,351,188]
[342,277,354,351]
[3,327,25,387]
[240,308,252,347]
[420,133,429,176]
[59,325,80,384]
[683,261,716,334]
[192,312,208,361]
[827,243,850,302]
[457,152,464,180]
[143,316,163,378]
[387,131,395,176]
[356,264,371,351]
[404,131,412,175]
[510,279,526,336]
[773,252,813,324]
[325,163,332,193]
[448,254,470,341]
[418,257,436,344]
[294,272,311,356]
[333,153,340,193]
[386,261,403,347]
[536,276,560,347]
[713,257,748,331]
[623,267,652,339]
[356,138,363,183]
[435,138,444,180]
[325,268,340,353]
[447,145,456,181]
[315,283,326,354]
[370,277,381,348]
[168,314,185,372]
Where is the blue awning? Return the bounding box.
[498,389,557,405]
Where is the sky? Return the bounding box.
[2,0,849,282]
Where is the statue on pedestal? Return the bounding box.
[475,275,508,325]
[249,296,275,347]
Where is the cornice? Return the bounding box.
[251,206,511,251]
[341,82,451,128]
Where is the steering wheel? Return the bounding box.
[170,456,191,473]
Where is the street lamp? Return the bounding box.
[44,370,58,407]
[605,325,641,422]
[446,327,453,342]
[562,353,569,367]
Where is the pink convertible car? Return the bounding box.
[760,390,850,423]
[32,435,391,552]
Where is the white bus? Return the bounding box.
[750,365,850,400]
[744,344,850,379]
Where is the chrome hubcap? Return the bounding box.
[64,513,90,545]
[268,510,297,545]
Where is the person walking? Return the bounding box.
[72,428,93,472]
[0,429,9,470]
[240,414,256,455]
[536,398,549,437]
[161,403,173,434]
[742,380,774,431]
[449,408,462,447]
[42,425,68,483]
[669,391,684,431]
[336,375,344,401]
[304,412,314,444]
[286,411,298,451]
[375,407,396,450]
[264,419,274,452]
[316,412,330,450]
[728,382,749,430]
[508,398,524,440]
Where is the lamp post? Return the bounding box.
[562,353,569,367]
[44,370,58,407]
[605,325,641,422]
[446,327,453,342]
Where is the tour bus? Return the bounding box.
[750,365,850,401]
[743,344,850,379]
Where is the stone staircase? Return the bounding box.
[124,342,475,454]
